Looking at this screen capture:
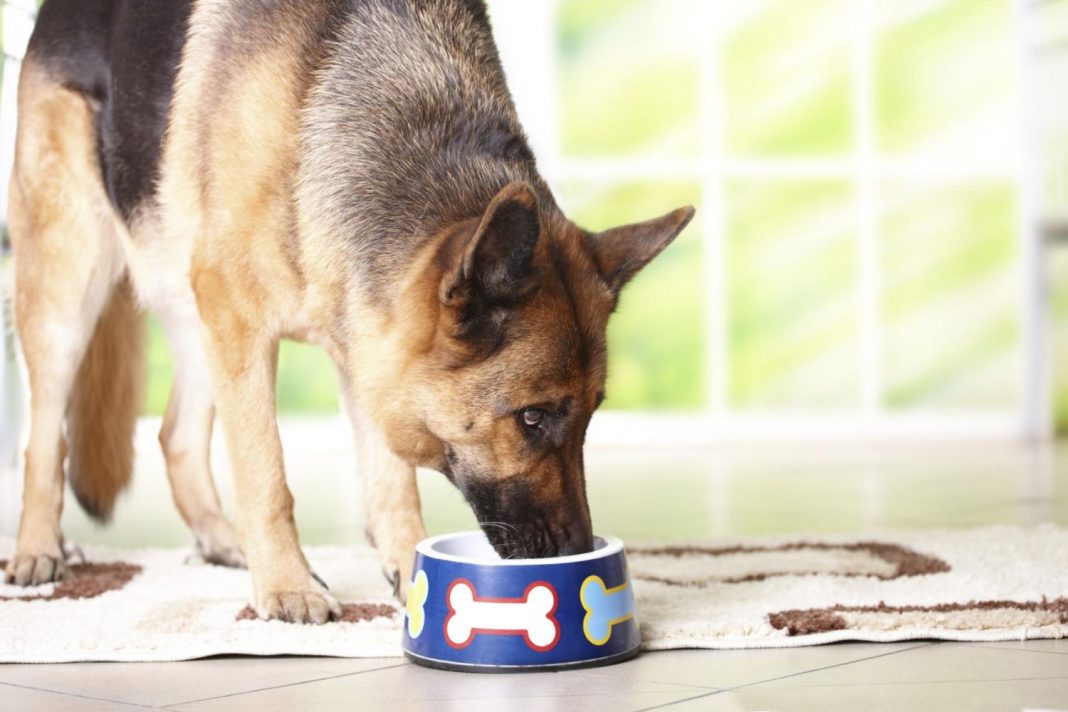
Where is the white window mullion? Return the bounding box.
[1012,0,1049,441]
[697,0,729,417]
[851,0,881,424]
[488,0,561,184]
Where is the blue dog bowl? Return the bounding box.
[401,531,641,672]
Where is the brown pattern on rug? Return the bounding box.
[0,560,141,601]
[629,541,950,586]
[769,597,1068,636]
[235,603,399,624]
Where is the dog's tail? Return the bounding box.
[66,279,144,522]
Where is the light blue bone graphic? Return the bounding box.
[580,575,635,646]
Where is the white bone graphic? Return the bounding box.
[444,579,560,651]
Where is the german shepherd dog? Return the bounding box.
[6,0,693,622]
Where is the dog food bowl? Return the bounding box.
[401,531,640,672]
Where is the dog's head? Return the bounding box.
[382,181,693,559]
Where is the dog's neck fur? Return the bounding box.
[296,0,555,309]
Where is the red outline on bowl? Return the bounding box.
[443,578,561,652]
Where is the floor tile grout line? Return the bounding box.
[0,680,156,709]
[583,642,940,688]
[963,643,1068,656]
[632,689,725,712]
[721,643,933,692]
[573,669,724,692]
[769,674,1068,690]
[164,661,410,707]
[633,644,932,711]
[414,689,728,704]
[563,669,721,692]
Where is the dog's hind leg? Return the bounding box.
[157,306,244,568]
[5,65,128,585]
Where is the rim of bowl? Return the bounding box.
[416,531,623,566]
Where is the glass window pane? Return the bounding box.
[880,180,1020,410]
[722,0,853,157]
[557,0,700,157]
[726,180,860,409]
[560,181,705,410]
[875,0,1015,162]
[145,316,172,416]
[276,342,338,413]
[144,326,338,415]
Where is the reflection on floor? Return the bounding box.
[1,418,1066,711]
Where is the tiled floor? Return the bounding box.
[2,421,1067,711]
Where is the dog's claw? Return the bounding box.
[185,543,247,569]
[310,569,330,591]
[201,545,247,569]
[188,516,246,569]
[188,523,247,568]
[62,540,86,565]
[383,564,401,599]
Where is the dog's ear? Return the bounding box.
[588,206,695,293]
[441,181,541,310]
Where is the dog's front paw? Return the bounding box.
[255,585,341,624]
[5,527,69,586]
[4,550,67,586]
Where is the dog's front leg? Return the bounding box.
[350,403,426,602]
[196,280,339,623]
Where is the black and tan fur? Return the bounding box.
[6,0,693,622]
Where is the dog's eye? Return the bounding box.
[520,408,545,428]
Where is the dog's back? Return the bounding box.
[27,0,540,277]
[26,0,194,220]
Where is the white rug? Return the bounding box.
[2,525,1067,663]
